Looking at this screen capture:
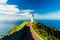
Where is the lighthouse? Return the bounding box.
[31,14,34,22]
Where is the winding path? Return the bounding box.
[21,22,42,40]
[28,22,42,40]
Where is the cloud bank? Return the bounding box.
[34,11,60,20]
[0,0,34,20]
[0,0,60,20]
[0,0,8,4]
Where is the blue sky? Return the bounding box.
[7,0,60,14]
[0,0,60,20]
[0,0,60,35]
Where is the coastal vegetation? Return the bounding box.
[1,21,28,40]
[7,21,28,35]
[32,22,60,40]
[1,21,60,40]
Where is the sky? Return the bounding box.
[0,0,60,20]
[7,0,60,14]
[0,0,60,35]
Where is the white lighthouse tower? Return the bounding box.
[31,14,34,22]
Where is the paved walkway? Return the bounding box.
[27,22,42,40]
[21,22,42,40]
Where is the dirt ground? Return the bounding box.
[21,22,42,40]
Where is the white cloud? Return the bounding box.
[21,9,34,13]
[0,5,33,20]
[0,9,34,20]
[0,10,33,20]
[1,0,60,20]
[0,0,8,4]
[0,14,30,20]
[0,5,20,14]
[34,10,60,20]
[0,0,34,20]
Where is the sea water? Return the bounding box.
[0,20,23,35]
[37,20,60,30]
[0,20,60,35]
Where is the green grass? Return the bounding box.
[7,21,28,35]
[33,26,47,40]
[32,22,57,40]
[2,21,59,40]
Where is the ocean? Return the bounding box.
[37,20,60,30]
[0,20,23,35]
[0,20,60,35]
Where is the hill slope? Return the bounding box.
[1,21,28,40]
[32,22,60,40]
[1,21,60,40]
[7,21,28,35]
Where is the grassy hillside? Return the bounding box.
[1,21,60,40]
[7,21,28,35]
[32,22,60,40]
[0,35,4,39]
[0,21,28,40]
[0,21,28,39]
